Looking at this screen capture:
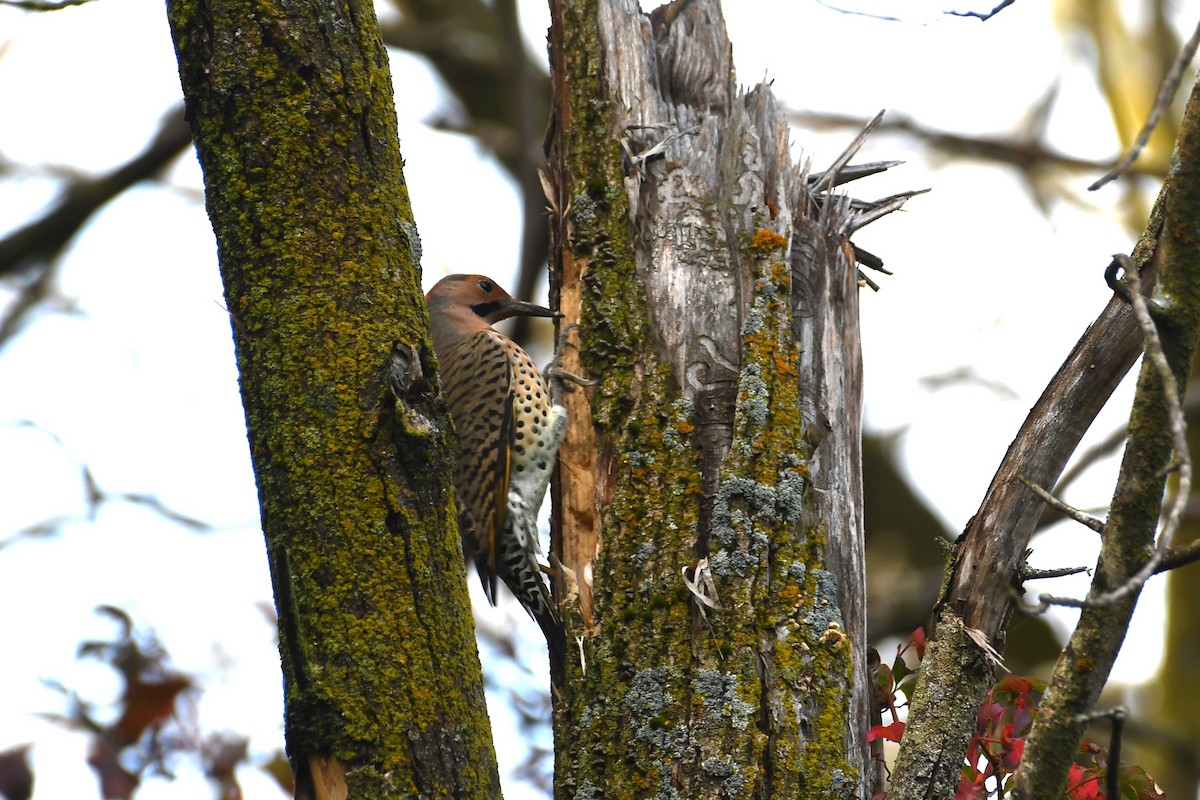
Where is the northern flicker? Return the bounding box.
[426,273,568,675]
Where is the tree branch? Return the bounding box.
[0,106,192,278]
[1090,16,1200,191]
[789,110,1169,182]
[947,0,1018,22]
[1018,474,1105,533]
[887,156,1168,800]
[1155,537,1200,573]
[0,107,193,348]
[1013,70,1200,800]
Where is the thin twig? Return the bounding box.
[790,110,1168,181]
[1107,708,1126,800]
[846,189,931,234]
[1090,17,1200,191]
[813,160,903,189]
[947,0,1017,22]
[812,1,903,22]
[1155,537,1200,574]
[1034,255,1191,611]
[1093,255,1190,596]
[810,110,885,195]
[1020,564,1091,581]
[1018,474,1105,533]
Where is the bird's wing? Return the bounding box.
[439,330,515,605]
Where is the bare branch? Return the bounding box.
[789,110,1168,181]
[1014,71,1200,797]
[811,109,885,195]
[1059,255,1191,607]
[1090,17,1200,191]
[920,366,1020,400]
[888,185,1166,800]
[1018,473,1105,533]
[1019,564,1091,581]
[0,259,77,349]
[1027,254,1192,613]
[947,0,1017,22]
[1155,538,1200,574]
[0,0,95,9]
[811,2,904,23]
[0,106,193,348]
[810,160,903,189]
[3,419,214,541]
[846,189,931,234]
[0,106,191,278]
[933,232,1162,631]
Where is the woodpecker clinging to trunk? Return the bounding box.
[425,273,567,677]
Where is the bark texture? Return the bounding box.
[167,1,500,796]
[1145,394,1200,798]
[545,1,899,796]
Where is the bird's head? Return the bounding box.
[426,274,556,327]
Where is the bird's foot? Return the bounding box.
[546,323,598,401]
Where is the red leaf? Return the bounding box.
[955,773,988,800]
[1066,764,1102,800]
[994,674,1034,695]
[1001,736,1025,770]
[908,627,927,660]
[866,721,906,743]
[114,675,191,747]
[977,700,1003,729]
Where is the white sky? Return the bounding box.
[0,0,1182,798]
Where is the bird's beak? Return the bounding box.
[498,298,558,319]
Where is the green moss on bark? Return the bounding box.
[547,2,860,795]
[167,0,499,795]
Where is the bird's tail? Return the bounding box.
[534,605,568,688]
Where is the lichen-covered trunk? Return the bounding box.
[1145,378,1200,798]
[545,1,884,796]
[167,1,500,796]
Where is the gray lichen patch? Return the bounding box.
[693,669,755,731]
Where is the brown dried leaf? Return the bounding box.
[0,744,33,800]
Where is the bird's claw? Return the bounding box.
[547,323,598,399]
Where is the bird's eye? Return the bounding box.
[477,279,494,294]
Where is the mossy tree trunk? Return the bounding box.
[167,1,500,797]
[544,1,904,796]
[1138,104,1200,800]
[1144,378,1200,797]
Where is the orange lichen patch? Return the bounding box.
[750,228,787,253]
